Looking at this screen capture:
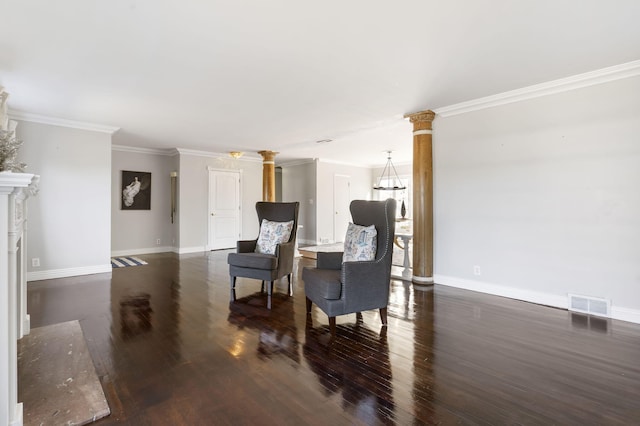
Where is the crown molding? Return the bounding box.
[8,109,120,134]
[434,59,640,117]
[112,145,175,156]
[175,148,262,162]
[175,147,225,158]
[276,158,316,168]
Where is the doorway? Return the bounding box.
[207,169,241,250]
[333,174,350,243]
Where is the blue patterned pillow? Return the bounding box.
[343,223,377,262]
[255,219,294,255]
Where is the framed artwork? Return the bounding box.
[121,170,151,210]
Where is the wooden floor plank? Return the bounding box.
[22,251,640,425]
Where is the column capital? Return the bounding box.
[258,150,278,162]
[404,110,435,131]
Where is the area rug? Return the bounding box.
[18,320,110,425]
[111,256,148,268]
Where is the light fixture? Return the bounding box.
[229,151,244,159]
[373,151,406,190]
[170,171,177,224]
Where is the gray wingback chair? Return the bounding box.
[228,201,300,309]
[302,199,396,334]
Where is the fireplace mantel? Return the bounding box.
[1,172,39,426]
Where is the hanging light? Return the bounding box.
[374,151,406,190]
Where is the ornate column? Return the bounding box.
[404,110,436,286]
[258,150,277,202]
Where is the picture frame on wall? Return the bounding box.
[121,170,151,210]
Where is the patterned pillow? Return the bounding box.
[255,219,294,255]
[342,223,377,262]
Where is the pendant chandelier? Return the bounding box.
[373,151,406,190]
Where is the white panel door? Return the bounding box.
[208,170,241,250]
[333,174,351,243]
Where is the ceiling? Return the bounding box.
[2,1,639,167]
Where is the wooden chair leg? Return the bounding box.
[329,317,336,336]
[230,276,236,302]
[287,274,293,296]
[261,281,265,293]
[306,297,312,314]
[267,281,273,309]
[379,307,388,326]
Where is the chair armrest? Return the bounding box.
[275,240,295,258]
[342,260,390,305]
[237,239,257,253]
[317,251,343,270]
[275,240,295,273]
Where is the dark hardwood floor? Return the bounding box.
[24,251,640,425]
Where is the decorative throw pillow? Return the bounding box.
[343,223,377,262]
[255,219,294,255]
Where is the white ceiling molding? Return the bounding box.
[8,109,120,134]
[175,148,262,162]
[112,145,175,156]
[175,148,229,158]
[434,59,640,118]
[276,159,316,168]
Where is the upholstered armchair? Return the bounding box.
[302,199,396,334]
[227,201,299,309]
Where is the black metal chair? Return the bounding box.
[227,201,299,309]
[302,199,396,334]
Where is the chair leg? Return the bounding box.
[267,281,273,309]
[287,274,293,296]
[261,281,265,293]
[329,317,336,336]
[306,297,312,314]
[230,276,236,302]
[379,307,388,326]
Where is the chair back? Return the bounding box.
[255,202,300,243]
[349,199,396,264]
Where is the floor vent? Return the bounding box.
[568,294,610,317]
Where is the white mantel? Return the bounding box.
[1,171,39,426]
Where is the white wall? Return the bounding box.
[178,153,262,253]
[111,148,175,255]
[281,161,316,244]
[433,75,640,322]
[315,160,373,244]
[17,121,112,280]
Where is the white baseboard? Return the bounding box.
[435,274,568,309]
[27,264,112,282]
[111,246,174,257]
[112,246,221,256]
[611,306,640,324]
[177,246,206,254]
[434,274,640,325]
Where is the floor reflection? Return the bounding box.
[227,292,300,363]
[303,318,395,425]
[119,293,153,339]
[571,312,609,333]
